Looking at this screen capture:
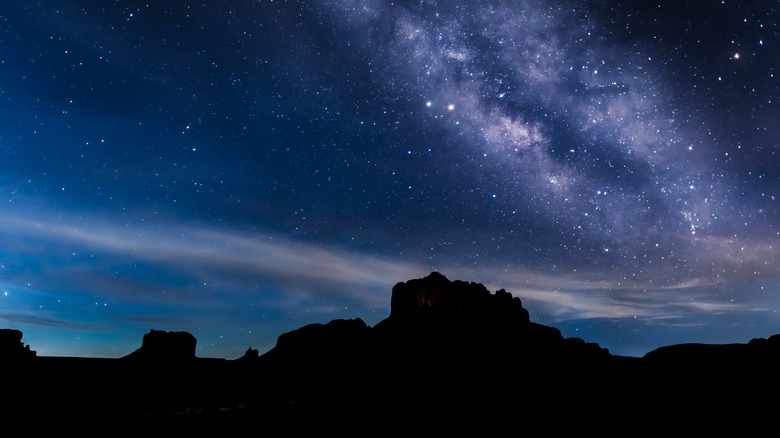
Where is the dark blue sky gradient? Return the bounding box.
[1,0,779,358]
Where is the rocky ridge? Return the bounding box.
[2,272,779,432]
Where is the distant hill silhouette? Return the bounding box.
[2,272,779,433]
[644,334,780,363]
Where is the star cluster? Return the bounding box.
[1,1,779,358]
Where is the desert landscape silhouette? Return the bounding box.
[2,272,778,433]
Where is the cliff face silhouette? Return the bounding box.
[1,272,779,432]
[258,272,610,405]
[0,328,36,360]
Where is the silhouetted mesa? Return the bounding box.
[0,328,36,360]
[258,272,613,371]
[387,270,530,323]
[122,329,197,361]
[374,271,609,363]
[254,271,614,421]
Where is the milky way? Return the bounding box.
[1,1,779,358]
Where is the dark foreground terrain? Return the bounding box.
[2,272,779,433]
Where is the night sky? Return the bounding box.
[1,0,779,359]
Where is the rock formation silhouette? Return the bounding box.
[2,272,780,434]
[123,329,197,361]
[0,328,36,360]
[236,346,259,361]
[375,271,609,364]
[251,272,617,430]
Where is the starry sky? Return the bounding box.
[1,0,779,359]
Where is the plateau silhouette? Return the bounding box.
[1,272,778,433]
